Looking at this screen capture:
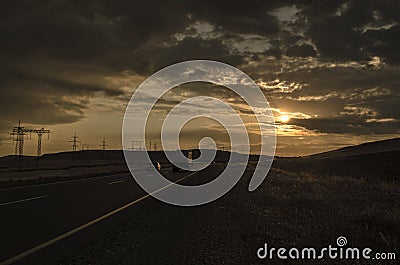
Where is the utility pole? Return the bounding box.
[82,144,90,150]
[100,139,108,150]
[69,132,80,151]
[10,121,50,158]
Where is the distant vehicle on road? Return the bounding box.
[153,162,161,171]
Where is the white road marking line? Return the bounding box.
[108,180,124,185]
[0,172,130,191]
[0,171,198,265]
[0,195,48,207]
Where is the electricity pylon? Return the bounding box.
[11,121,26,157]
[146,140,159,151]
[35,128,50,157]
[188,149,193,164]
[70,132,80,151]
[131,140,142,150]
[100,139,108,150]
[10,121,50,157]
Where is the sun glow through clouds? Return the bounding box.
[279,114,290,123]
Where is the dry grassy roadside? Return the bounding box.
[183,167,400,264]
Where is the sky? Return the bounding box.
[0,0,399,157]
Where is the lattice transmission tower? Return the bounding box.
[69,132,81,151]
[10,121,50,157]
[131,140,142,150]
[100,139,108,150]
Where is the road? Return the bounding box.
[0,166,220,265]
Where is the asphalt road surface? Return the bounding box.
[0,165,222,265]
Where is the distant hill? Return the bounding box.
[274,138,400,180]
[308,137,400,158]
[0,149,236,172]
[0,149,265,165]
[1,138,398,181]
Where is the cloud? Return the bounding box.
[0,0,399,143]
[297,0,400,63]
[290,115,400,134]
[286,44,316,57]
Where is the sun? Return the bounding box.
[279,114,290,123]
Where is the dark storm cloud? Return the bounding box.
[276,65,400,97]
[186,1,282,36]
[144,37,245,73]
[298,0,400,63]
[2,0,400,68]
[0,55,124,128]
[291,117,400,134]
[286,44,316,57]
[363,25,400,64]
[0,0,399,137]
